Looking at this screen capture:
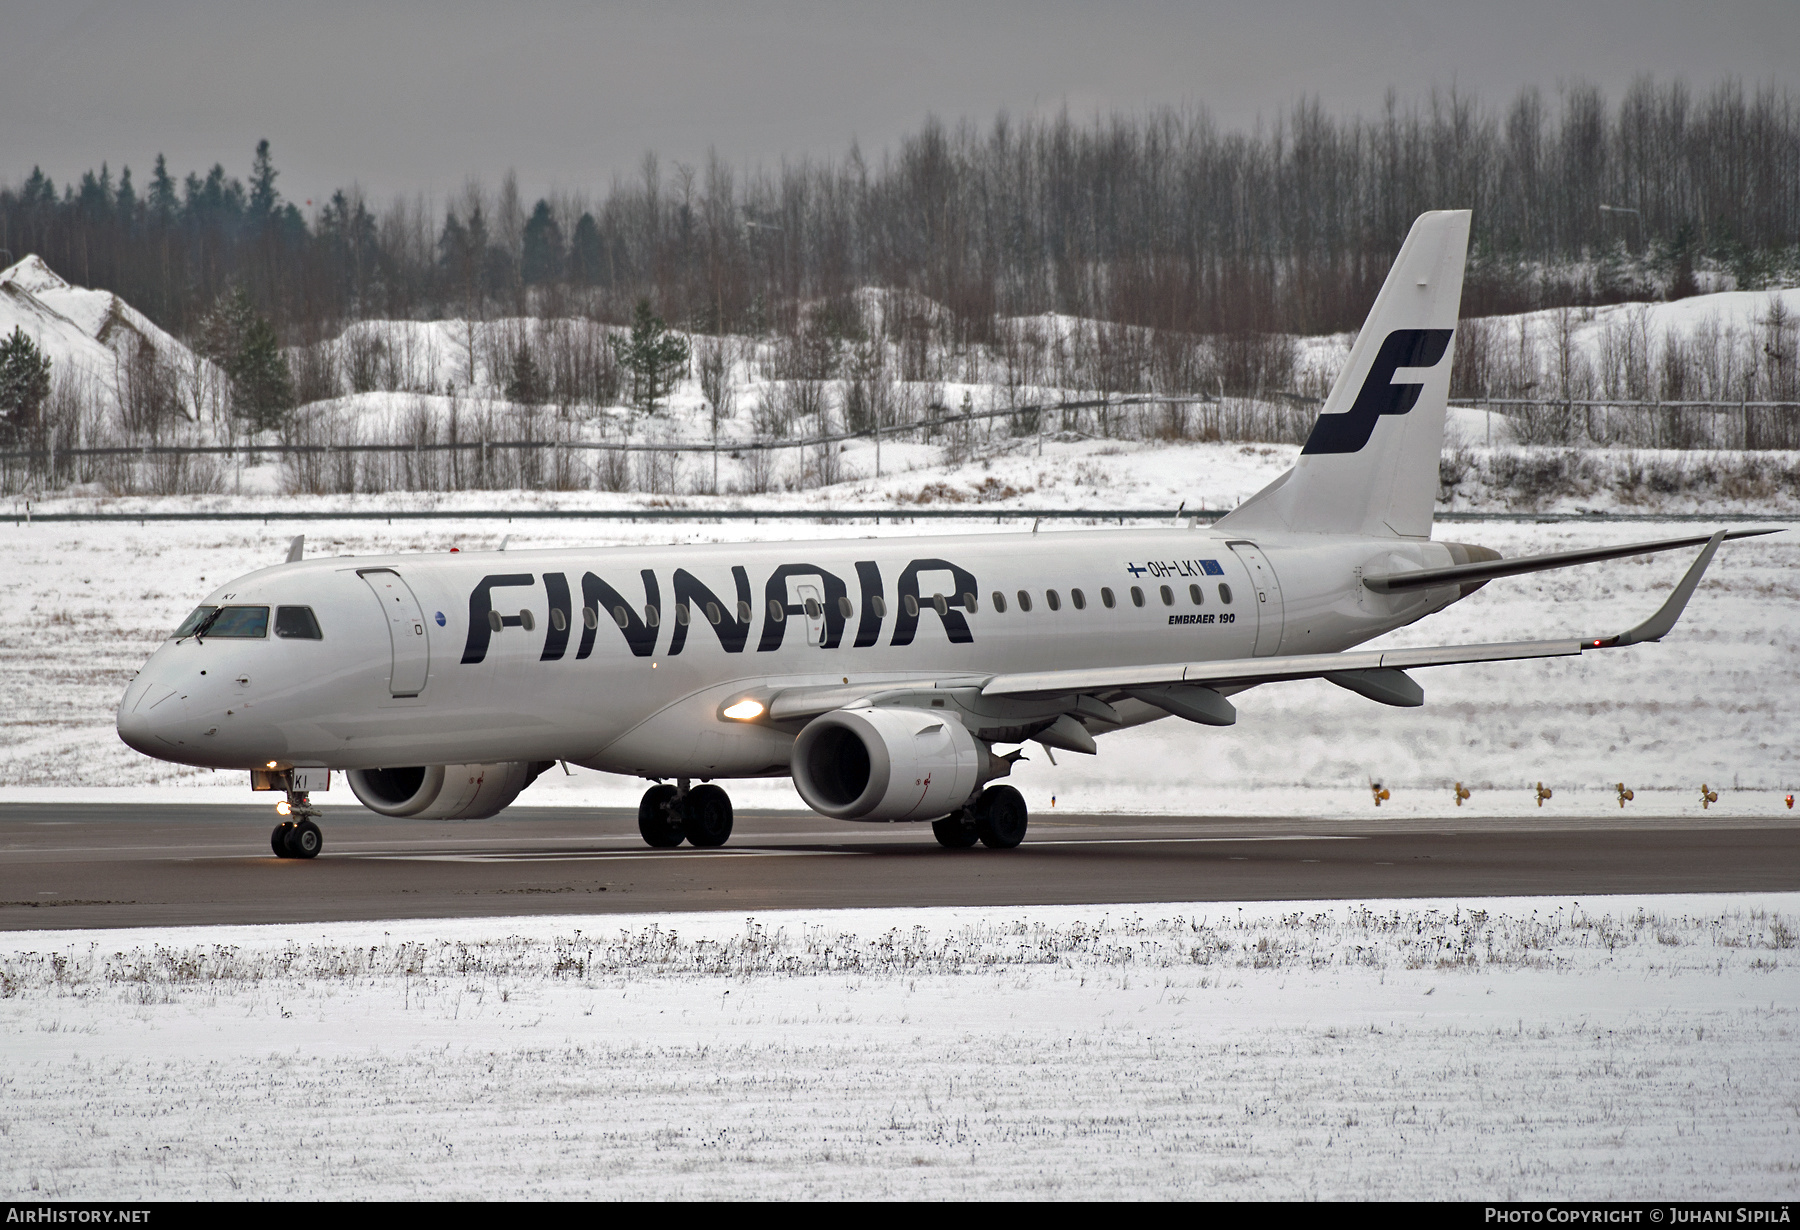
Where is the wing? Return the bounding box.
[1361,527,1774,594]
[981,529,1732,702]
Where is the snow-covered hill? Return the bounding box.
[0,255,217,417]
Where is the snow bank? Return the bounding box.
[1,895,1794,1199]
[0,255,215,417]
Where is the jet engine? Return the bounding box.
[346,761,551,819]
[791,707,997,822]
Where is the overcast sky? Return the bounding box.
[3,0,1795,208]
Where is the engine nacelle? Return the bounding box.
[792,706,991,822]
[346,761,549,819]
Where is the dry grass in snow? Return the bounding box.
[2,896,1796,1199]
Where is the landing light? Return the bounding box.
[266,760,279,769]
[275,800,292,817]
[723,699,765,721]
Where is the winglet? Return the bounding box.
[1600,530,1726,648]
[285,534,304,564]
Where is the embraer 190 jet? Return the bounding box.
[117,211,1769,858]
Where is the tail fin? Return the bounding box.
[1218,209,1470,539]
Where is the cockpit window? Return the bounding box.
[173,605,269,639]
[173,606,218,637]
[275,606,323,639]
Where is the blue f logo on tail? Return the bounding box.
[1301,328,1454,455]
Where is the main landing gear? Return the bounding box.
[271,791,323,860]
[638,779,734,848]
[933,785,1029,850]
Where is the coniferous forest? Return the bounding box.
[2,79,1797,349]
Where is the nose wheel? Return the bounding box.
[271,792,323,859]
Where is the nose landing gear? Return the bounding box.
[271,791,323,859]
[637,779,735,848]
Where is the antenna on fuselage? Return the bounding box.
[284,535,304,563]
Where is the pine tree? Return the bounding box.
[611,300,690,413]
[197,288,292,432]
[504,339,543,405]
[115,166,137,231]
[149,154,178,222]
[570,213,603,286]
[0,327,52,445]
[520,200,563,285]
[232,313,294,433]
[249,139,279,222]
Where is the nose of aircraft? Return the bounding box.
[116,658,191,759]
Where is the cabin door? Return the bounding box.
[1227,543,1286,657]
[359,569,431,696]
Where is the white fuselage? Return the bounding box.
[116,525,1467,784]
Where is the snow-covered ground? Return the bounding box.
[2,515,1795,811]
[2,895,1794,1199]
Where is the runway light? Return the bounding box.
[1535,782,1553,807]
[275,800,292,817]
[722,698,765,721]
[1699,783,1719,810]
[1453,782,1471,806]
[1616,782,1635,808]
[1370,782,1390,807]
[1786,794,1795,810]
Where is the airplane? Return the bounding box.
[115,210,1773,859]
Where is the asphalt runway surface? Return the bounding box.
[3,803,1798,930]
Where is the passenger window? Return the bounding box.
[1101,587,1115,609]
[870,595,887,618]
[904,594,920,617]
[993,591,1008,613]
[675,603,691,626]
[962,592,979,613]
[737,600,753,623]
[274,606,322,639]
[932,594,948,616]
[202,606,269,638]
[706,602,722,626]
[583,606,599,630]
[613,605,631,629]
[643,606,659,628]
[1071,588,1086,610]
[1160,585,1174,606]
[1218,583,1233,604]
[490,609,505,633]
[519,610,536,632]
[550,608,568,632]
[838,596,854,618]
[1046,589,1061,611]
[1130,586,1145,608]
[1016,590,1033,612]
[767,598,785,623]
[1189,583,1203,606]
[803,598,822,619]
